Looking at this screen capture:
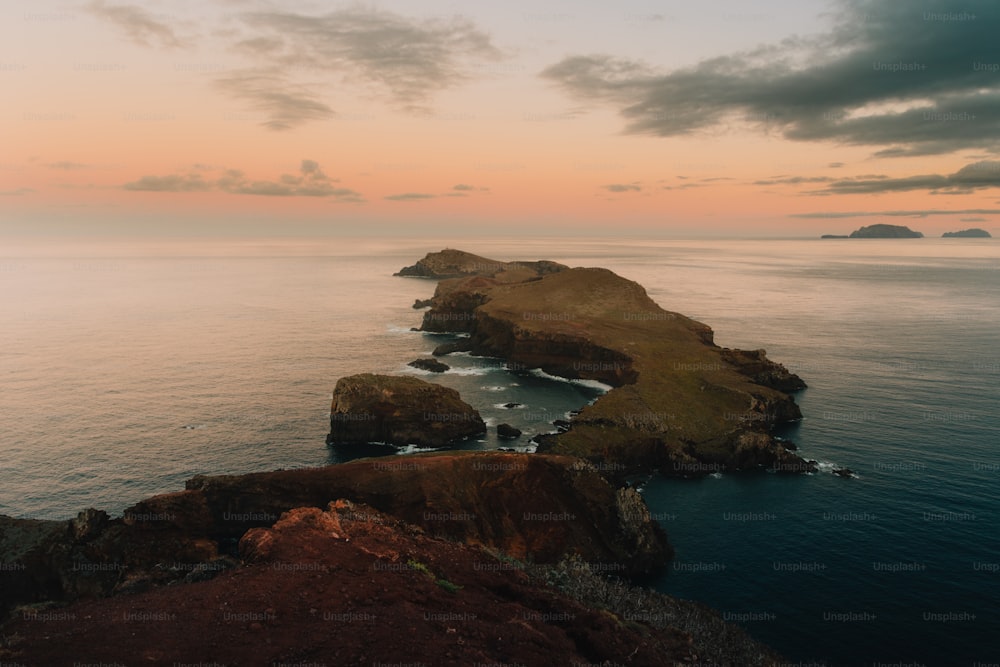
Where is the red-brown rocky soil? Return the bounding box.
[2,501,710,666]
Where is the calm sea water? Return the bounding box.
[1,236,998,666]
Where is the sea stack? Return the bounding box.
[327,373,485,447]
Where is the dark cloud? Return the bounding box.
[961,216,988,221]
[452,184,476,191]
[0,188,34,196]
[790,208,1000,218]
[604,183,642,192]
[123,173,212,192]
[541,0,1000,156]
[385,193,436,201]
[817,160,1000,194]
[124,161,363,201]
[86,1,184,48]
[828,162,846,168]
[216,71,334,130]
[232,8,501,114]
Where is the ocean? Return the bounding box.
[1,236,997,666]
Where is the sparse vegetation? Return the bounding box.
[531,556,783,666]
[407,559,431,576]
[407,559,462,594]
[435,578,462,593]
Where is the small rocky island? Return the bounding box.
[942,228,992,238]
[327,373,484,447]
[848,223,923,238]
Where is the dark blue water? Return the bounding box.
[1,237,997,665]
[632,248,1000,667]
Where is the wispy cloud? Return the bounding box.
[45,161,89,170]
[0,188,35,196]
[123,173,211,192]
[385,192,436,201]
[604,183,642,193]
[123,160,363,201]
[216,70,334,131]
[541,0,1000,157]
[754,176,836,186]
[790,208,1000,219]
[232,8,502,114]
[85,1,184,48]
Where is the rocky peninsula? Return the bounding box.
[0,249,806,665]
[405,249,812,478]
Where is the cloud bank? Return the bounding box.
[542,0,1000,157]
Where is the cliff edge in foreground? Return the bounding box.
[2,500,781,666]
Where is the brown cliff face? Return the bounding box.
[408,253,813,477]
[0,453,670,625]
[186,452,671,573]
[2,501,720,667]
[327,373,486,447]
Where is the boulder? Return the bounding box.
[407,358,450,373]
[496,423,522,439]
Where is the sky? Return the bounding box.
[2,0,1000,237]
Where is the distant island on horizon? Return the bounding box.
[942,228,992,238]
[822,223,994,239]
[840,224,924,238]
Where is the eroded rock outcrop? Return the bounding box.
[326,373,485,447]
[186,452,671,573]
[406,251,813,477]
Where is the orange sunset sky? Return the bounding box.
[2,0,999,237]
